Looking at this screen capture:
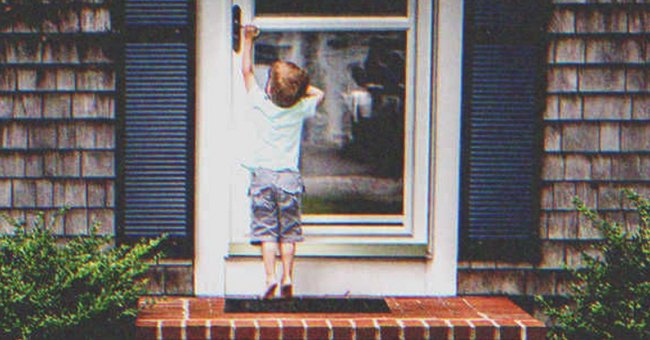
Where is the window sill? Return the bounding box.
[227,242,430,258]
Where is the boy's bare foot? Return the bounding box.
[280,279,293,299]
[280,284,293,299]
[262,282,277,300]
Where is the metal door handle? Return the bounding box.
[232,5,241,52]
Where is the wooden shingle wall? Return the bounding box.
[459,0,650,312]
[0,0,193,295]
[0,1,115,235]
[3,1,646,300]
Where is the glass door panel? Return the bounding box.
[255,0,407,16]
[253,31,406,215]
[231,0,430,235]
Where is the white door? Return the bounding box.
[194,0,464,297]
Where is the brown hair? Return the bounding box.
[267,61,309,108]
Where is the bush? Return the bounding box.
[537,189,650,340]
[0,210,165,340]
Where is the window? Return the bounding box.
[253,31,406,216]
[254,0,407,17]
[228,0,433,256]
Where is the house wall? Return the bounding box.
[0,0,192,295]
[458,0,650,317]
[0,3,114,235]
[2,0,647,300]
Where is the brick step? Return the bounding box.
[136,297,546,340]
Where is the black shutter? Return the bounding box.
[117,0,195,257]
[460,1,551,261]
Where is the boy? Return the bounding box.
[240,25,324,299]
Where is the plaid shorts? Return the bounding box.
[248,168,304,244]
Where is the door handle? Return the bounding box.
[232,5,241,52]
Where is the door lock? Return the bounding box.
[232,5,242,52]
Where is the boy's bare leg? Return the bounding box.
[279,242,296,285]
[261,241,278,286]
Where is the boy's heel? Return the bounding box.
[280,284,293,299]
[262,282,277,300]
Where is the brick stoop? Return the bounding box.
[136,296,546,339]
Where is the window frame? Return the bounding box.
[228,0,434,256]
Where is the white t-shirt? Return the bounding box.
[241,82,319,172]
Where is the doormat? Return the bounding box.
[224,297,391,313]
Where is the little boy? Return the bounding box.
[240,25,324,299]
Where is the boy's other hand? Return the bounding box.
[243,25,260,41]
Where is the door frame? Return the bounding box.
[194,0,464,296]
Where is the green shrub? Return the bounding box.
[537,189,650,340]
[0,209,165,340]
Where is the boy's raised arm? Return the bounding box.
[241,25,259,92]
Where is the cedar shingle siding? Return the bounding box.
[1,0,648,300]
[459,0,650,312]
[0,1,115,236]
[0,0,192,295]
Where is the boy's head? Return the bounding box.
[266,61,309,108]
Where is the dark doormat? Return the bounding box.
[224,297,391,313]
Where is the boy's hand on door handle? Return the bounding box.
[243,25,260,41]
[241,25,259,91]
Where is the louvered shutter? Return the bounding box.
[460,1,550,261]
[117,0,195,257]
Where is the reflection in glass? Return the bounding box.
[254,32,406,215]
[255,0,407,16]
